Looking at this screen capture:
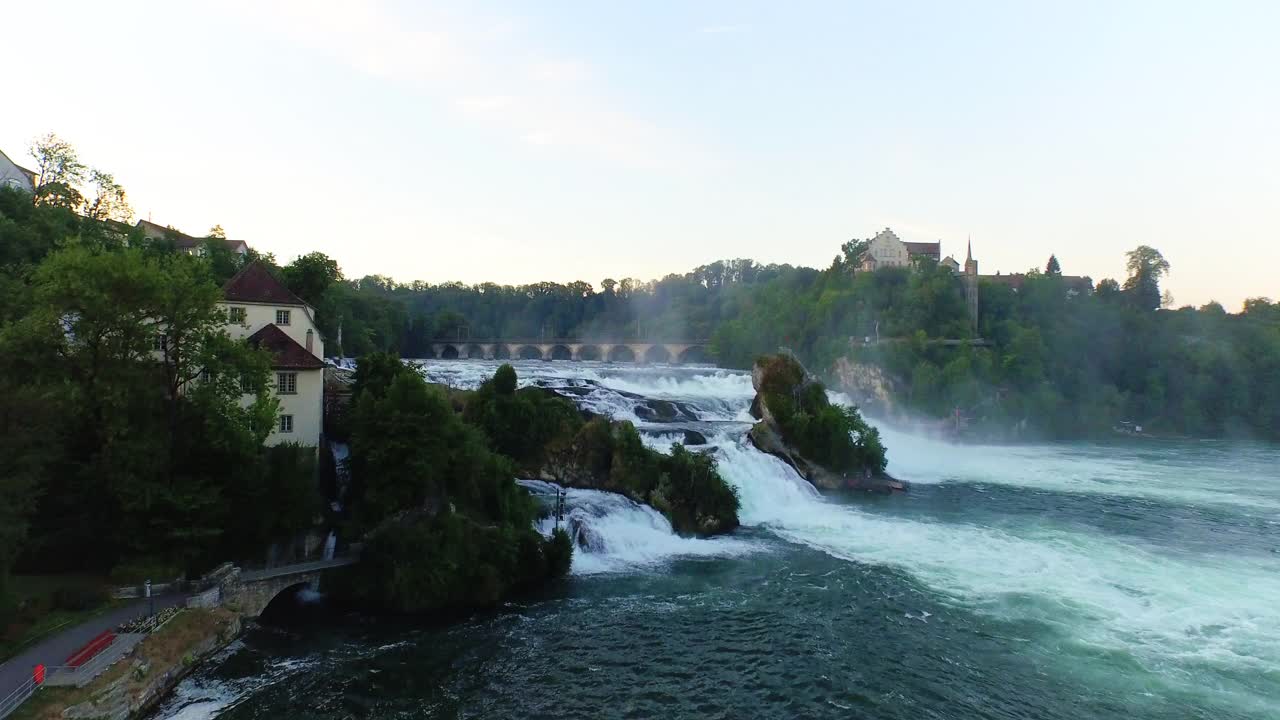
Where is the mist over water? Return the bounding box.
[152,360,1280,720]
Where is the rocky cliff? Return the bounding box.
[830,357,900,420]
[749,354,903,493]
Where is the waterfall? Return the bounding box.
[519,480,754,574]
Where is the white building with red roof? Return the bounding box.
[221,263,325,447]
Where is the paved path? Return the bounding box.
[0,594,184,704]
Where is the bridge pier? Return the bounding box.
[423,340,709,363]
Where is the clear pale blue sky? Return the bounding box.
[3,1,1277,308]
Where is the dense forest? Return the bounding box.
[3,131,1279,628]
[317,239,1280,442]
[0,138,575,629]
[0,164,321,627]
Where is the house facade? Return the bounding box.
[136,219,249,257]
[0,148,36,193]
[221,263,325,447]
[859,228,942,272]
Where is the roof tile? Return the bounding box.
[223,262,307,306]
[246,324,324,370]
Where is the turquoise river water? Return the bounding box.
[149,362,1280,720]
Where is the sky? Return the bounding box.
[2,1,1277,309]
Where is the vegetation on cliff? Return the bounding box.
[461,364,740,536]
[462,363,583,469]
[751,354,889,486]
[339,356,572,613]
[302,232,1280,441]
[544,417,741,535]
[0,179,320,627]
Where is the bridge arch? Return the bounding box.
[677,345,710,364]
[493,344,512,360]
[549,344,573,361]
[257,580,315,622]
[439,343,460,360]
[575,344,602,361]
[516,345,544,360]
[608,345,636,363]
[465,343,486,360]
[643,345,672,364]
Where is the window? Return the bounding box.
[277,371,297,395]
[200,369,213,383]
[276,309,291,325]
[153,333,167,352]
[239,373,253,393]
[229,307,246,323]
[279,414,294,433]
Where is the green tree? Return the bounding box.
[1123,245,1170,311]
[84,169,132,223]
[1045,254,1061,276]
[28,132,87,210]
[841,237,870,268]
[283,252,343,307]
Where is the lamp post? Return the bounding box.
[145,579,153,617]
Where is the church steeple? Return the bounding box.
[962,236,979,332]
[963,236,977,276]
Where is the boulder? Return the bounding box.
[749,353,903,494]
[681,429,708,446]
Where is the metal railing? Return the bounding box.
[0,676,37,720]
[0,632,147,718]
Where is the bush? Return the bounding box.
[756,353,888,475]
[344,514,561,614]
[653,445,740,535]
[463,366,583,469]
[545,528,573,578]
[550,418,739,535]
[493,363,517,395]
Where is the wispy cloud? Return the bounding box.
[222,0,698,170]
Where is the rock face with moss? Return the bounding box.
[461,364,740,537]
[749,353,901,493]
[538,417,740,536]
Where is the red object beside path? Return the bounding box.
[65,630,115,668]
[33,664,45,684]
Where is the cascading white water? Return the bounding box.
[409,359,1280,709]
[520,480,756,574]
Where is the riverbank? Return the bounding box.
[11,609,239,720]
[134,361,1280,719]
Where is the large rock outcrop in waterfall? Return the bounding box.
[537,417,740,536]
[749,354,903,493]
[460,364,740,537]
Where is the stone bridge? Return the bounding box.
[206,556,358,618]
[427,339,711,364]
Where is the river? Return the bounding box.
[150,361,1280,720]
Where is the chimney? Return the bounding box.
[306,329,314,355]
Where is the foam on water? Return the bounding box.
[359,359,1280,711]
[521,480,758,574]
[874,421,1280,512]
[148,640,322,720]
[710,431,1280,709]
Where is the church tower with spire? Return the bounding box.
[962,238,979,332]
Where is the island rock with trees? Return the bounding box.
[749,354,896,492]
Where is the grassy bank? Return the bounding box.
[11,608,238,720]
